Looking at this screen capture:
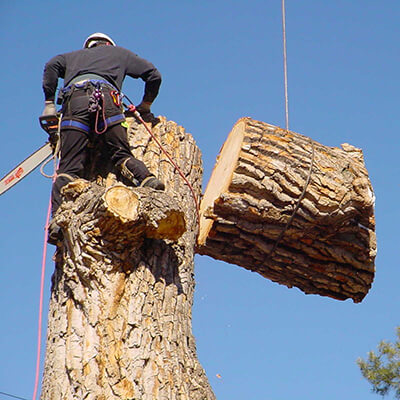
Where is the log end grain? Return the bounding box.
[104,185,140,222]
[146,211,186,241]
[198,118,246,245]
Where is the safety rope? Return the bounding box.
[40,114,62,179]
[281,0,289,131]
[39,156,56,179]
[33,115,62,400]
[32,192,52,400]
[123,99,201,226]
[94,103,107,135]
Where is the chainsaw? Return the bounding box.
[0,115,60,196]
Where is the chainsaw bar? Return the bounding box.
[0,142,52,196]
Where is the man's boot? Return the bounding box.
[119,159,165,190]
[48,219,63,245]
[119,159,140,187]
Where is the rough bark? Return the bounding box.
[41,116,215,399]
[197,117,376,303]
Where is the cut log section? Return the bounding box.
[197,117,376,303]
[58,180,187,244]
[103,185,186,241]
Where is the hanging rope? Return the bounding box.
[122,98,201,227]
[263,0,316,262]
[32,192,52,400]
[33,115,62,400]
[40,114,62,179]
[281,0,289,131]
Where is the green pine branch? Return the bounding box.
[357,327,400,398]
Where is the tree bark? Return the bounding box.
[197,117,376,303]
[41,116,215,399]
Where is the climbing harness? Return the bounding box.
[59,76,124,135]
[60,119,90,133]
[122,94,201,226]
[59,74,118,102]
[37,91,201,226]
[88,82,107,134]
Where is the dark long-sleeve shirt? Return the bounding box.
[42,45,161,103]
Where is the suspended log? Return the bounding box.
[41,116,215,400]
[197,117,376,303]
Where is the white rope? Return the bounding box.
[40,114,62,179]
[281,0,289,131]
[40,154,57,179]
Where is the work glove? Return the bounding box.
[41,101,57,116]
[136,101,152,115]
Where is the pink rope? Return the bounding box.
[32,189,52,400]
[128,105,200,226]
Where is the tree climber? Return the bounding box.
[41,32,164,244]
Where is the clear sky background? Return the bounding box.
[0,1,399,399]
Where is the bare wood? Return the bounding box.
[41,116,215,400]
[103,185,186,240]
[197,117,376,303]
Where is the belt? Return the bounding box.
[68,73,105,85]
[63,75,118,94]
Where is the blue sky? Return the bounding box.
[0,1,399,399]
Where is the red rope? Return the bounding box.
[128,105,200,226]
[32,192,52,400]
[31,108,200,398]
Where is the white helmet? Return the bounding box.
[83,32,116,49]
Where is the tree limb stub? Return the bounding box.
[197,117,376,303]
[58,180,186,243]
[103,185,186,241]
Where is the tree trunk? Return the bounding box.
[197,117,376,303]
[41,117,215,399]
